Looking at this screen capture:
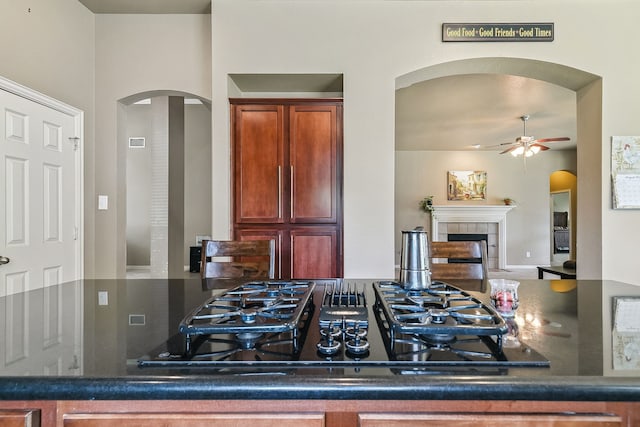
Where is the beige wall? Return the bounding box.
[0,0,94,107]
[125,104,153,265]
[0,7,211,279]
[211,0,640,284]
[3,0,640,284]
[94,14,211,277]
[126,102,211,267]
[396,150,576,267]
[0,0,96,275]
[183,103,213,262]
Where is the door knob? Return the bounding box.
[0,256,10,265]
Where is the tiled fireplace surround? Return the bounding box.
[431,205,515,270]
[437,222,498,269]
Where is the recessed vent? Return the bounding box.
[128,137,145,148]
[129,314,146,326]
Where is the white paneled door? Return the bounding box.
[0,81,82,297]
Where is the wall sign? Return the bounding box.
[442,23,554,42]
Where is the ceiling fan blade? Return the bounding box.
[534,137,570,143]
[484,142,522,148]
[531,143,550,151]
[482,142,515,149]
[499,146,517,154]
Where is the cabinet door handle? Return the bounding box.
[290,165,294,220]
[277,165,282,218]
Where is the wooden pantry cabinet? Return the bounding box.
[231,99,343,279]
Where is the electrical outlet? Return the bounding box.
[526,251,531,258]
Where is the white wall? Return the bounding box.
[211,0,640,284]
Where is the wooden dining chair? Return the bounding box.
[429,240,489,292]
[200,239,276,280]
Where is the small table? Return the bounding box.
[537,265,576,279]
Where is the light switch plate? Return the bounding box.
[98,195,108,210]
[98,291,108,306]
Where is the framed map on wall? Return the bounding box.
[611,136,640,209]
[447,170,487,201]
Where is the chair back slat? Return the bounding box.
[203,261,270,279]
[201,240,275,280]
[429,240,488,291]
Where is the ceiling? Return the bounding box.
[77,0,211,14]
[78,1,577,154]
[396,73,577,152]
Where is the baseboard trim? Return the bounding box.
[505,265,539,269]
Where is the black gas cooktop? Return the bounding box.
[137,280,549,374]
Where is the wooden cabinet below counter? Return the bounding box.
[0,409,41,427]
[62,413,324,427]
[359,412,622,426]
[0,402,56,427]
[0,399,638,427]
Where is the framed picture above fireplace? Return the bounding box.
[447,170,487,201]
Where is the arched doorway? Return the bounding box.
[394,57,602,278]
[119,91,212,278]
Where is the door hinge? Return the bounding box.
[69,136,80,151]
[73,226,78,240]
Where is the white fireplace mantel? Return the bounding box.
[430,205,515,269]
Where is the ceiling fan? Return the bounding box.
[497,115,570,157]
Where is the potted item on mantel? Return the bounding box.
[419,196,435,213]
[503,197,516,206]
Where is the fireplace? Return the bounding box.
[447,233,488,263]
[431,205,514,269]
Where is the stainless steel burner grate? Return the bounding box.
[373,280,508,358]
[179,281,315,354]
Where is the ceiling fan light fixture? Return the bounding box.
[494,114,570,160]
[510,144,541,158]
[511,146,525,157]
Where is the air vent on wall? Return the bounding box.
[129,314,146,326]
[128,137,145,148]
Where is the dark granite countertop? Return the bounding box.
[1,278,640,401]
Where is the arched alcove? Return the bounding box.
[118,91,212,278]
[395,57,602,278]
